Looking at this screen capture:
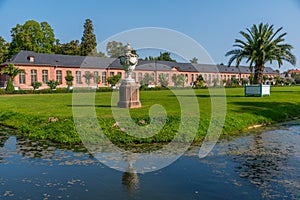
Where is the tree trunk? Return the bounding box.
[253,65,264,84]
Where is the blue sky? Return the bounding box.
[0,0,299,71]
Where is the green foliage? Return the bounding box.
[293,74,300,84]
[94,74,100,87]
[226,23,296,84]
[107,74,121,86]
[193,75,206,88]
[231,77,239,86]
[156,52,174,61]
[172,74,186,87]
[46,80,60,90]
[141,73,154,86]
[31,81,42,90]
[0,36,9,63]
[1,64,22,93]
[145,52,175,61]
[9,20,55,55]
[0,63,22,80]
[65,71,74,88]
[213,78,219,87]
[158,73,169,87]
[275,76,284,85]
[54,40,81,55]
[96,51,107,58]
[190,57,198,64]
[106,41,125,58]
[248,75,254,84]
[80,19,97,56]
[241,78,249,85]
[5,79,15,93]
[82,71,94,86]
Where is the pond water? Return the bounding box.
[0,121,299,200]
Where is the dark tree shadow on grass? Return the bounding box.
[168,94,243,98]
[67,105,115,108]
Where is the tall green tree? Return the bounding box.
[106,41,125,58]
[40,22,55,53]
[0,36,9,63]
[80,19,97,56]
[9,20,55,56]
[226,23,296,84]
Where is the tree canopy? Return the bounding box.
[144,52,175,62]
[106,41,125,58]
[55,40,81,55]
[190,57,198,64]
[226,23,296,84]
[9,20,55,56]
[0,19,109,61]
[0,36,9,63]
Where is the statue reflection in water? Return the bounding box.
[122,152,140,194]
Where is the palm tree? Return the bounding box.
[0,63,22,92]
[1,63,22,81]
[226,23,296,84]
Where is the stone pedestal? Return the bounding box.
[118,80,141,108]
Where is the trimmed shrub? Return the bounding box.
[5,80,15,93]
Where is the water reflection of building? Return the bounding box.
[0,134,9,148]
[0,132,9,162]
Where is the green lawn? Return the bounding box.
[0,86,299,144]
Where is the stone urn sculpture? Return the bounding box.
[119,43,138,81]
[118,43,141,108]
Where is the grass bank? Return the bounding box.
[0,87,299,144]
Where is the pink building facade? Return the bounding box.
[0,51,279,89]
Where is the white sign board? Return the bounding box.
[245,85,270,96]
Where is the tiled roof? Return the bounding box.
[264,67,277,74]
[7,50,116,68]
[238,66,253,74]
[217,64,240,73]
[4,51,278,74]
[193,64,219,73]
[137,60,174,71]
